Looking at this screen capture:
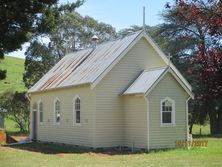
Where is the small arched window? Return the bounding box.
[54,98,61,124]
[74,96,81,125]
[161,97,175,125]
[38,101,43,124]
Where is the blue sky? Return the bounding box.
[9,0,172,59]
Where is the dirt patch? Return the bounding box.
[0,133,28,144]
[82,153,111,158]
[0,130,6,144]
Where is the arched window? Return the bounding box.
[54,98,61,124]
[74,96,81,125]
[38,101,43,124]
[161,97,175,125]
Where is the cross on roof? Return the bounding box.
[167,53,172,66]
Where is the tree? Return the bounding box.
[23,12,117,88]
[0,0,56,79]
[0,0,84,80]
[23,41,55,89]
[0,91,29,132]
[161,0,222,134]
[49,12,117,59]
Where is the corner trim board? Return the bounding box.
[144,96,150,151]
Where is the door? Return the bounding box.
[0,117,4,128]
[32,110,37,141]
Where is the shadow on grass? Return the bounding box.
[4,142,177,155]
[5,142,95,154]
[7,136,220,156]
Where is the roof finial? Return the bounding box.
[167,53,172,66]
[92,35,99,49]
[143,6,146,30]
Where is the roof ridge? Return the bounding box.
[66,30,144,56]
[90,30,143,49]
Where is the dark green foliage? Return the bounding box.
[0,0,84,80]
[0,91,29,132]
[0,69,6,80]
[0,0,57,81]
[57,0,85,13]
[0,0,57,55]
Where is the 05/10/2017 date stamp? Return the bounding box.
[175,140,208,147]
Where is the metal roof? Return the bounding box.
[123,67,167,95]
[28,31,143,93]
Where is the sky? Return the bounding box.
[8,0,173,59]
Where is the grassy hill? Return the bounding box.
[0,56,26,93]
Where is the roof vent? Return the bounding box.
[92,35,99,49]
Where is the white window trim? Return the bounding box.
[160,97,175,126]
[73,95,81,126]
[54,97,61,125]
[37,99,43,126]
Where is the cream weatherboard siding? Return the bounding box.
[123,96,147,149]
[147,73,189,149]
[93,37,166,147]
[30,86,96,147]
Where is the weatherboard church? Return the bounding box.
[28,30,193,150]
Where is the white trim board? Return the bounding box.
[144,96,150,151]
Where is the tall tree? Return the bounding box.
[23,12,117,89]
[23,41,55,89]
[161,0,222,134]
[49,12,116,59]
[0,0,55,79]
[0,0,84,80]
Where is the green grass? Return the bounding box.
[4,118,20,134]
[0,56,27,135]
[0,137,221,167]
[3,117,29,136]
[192,124,210,135]
[0,56,26,93]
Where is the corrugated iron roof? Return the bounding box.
[28,30,143,93]
[123,67,167,95]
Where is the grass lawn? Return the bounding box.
[0,137,221,167]
[0,56,26,93]
[4,118,20,134]
[192,124,210,135]
[3,118,29,136]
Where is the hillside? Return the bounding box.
[0,56,26,93]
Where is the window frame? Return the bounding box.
[54,97,61,125]
[73,95,81,126]
[160,97,175,126]
[38,99,43,125]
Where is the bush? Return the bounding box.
[0,91,29,132]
